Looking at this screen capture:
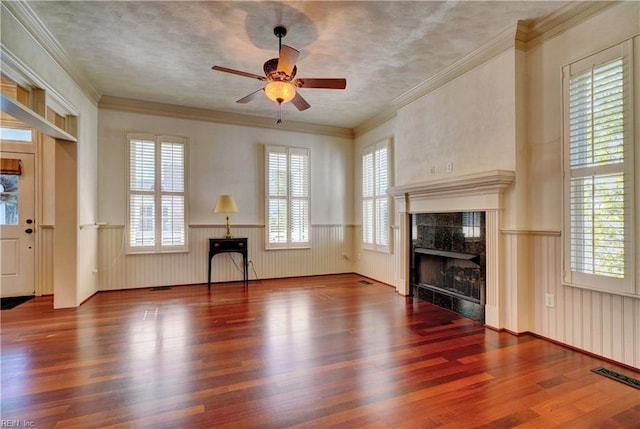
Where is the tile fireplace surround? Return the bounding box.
[412,211,487,321]
[387,170,515,329]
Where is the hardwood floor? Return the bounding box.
[1,274,639,429]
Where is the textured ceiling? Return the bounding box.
[26,1,569,129]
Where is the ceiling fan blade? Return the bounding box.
[277,45,299,77]
[294,78,347,89]
[236,88,264,104]
[290,92,311,111]
[212,66,265,81]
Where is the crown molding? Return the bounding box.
[2,0,101,104]
[99,95,354,139]
[520,1,617,49]
[353,106,397,138]
[392,22,520,111]
[1,47,80,116]
[359,2,617,132]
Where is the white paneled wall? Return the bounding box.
[353,225,398,288]
[529,232,640,369]
[36,227,54,295]
[98,225,354,290]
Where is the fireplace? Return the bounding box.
[411,212,486,321]
[387,170,515,329]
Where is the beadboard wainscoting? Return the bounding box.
[98,225,354,291]
[528,231,640,370]
[352,225,399,289]
[36,226,55,295]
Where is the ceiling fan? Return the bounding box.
[212,26,347,123]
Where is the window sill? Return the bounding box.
[265,245,311,251]
[562,281,638,299]
[125,248,190,255]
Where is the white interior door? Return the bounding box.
[0,152,35,297]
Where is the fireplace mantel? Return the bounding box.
[387,169,515,330]
[387,169,515,200]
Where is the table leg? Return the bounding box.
[243,253,248,284]
[208,253,212,290]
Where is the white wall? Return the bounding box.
[396,49,517,187]
[1,4,100,307]
[97,109,354,289]
[395,49,520,231]
[355,3,640,369]
[354,48,521,289]
[526,2,640,369]
[353,116,397,286]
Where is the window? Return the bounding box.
[562,41,635,294]
[265,145,310,249]
[362,139,391,252]
[0,127,32,142]
[126,133,188,253]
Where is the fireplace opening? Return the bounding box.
[411,212,486,322]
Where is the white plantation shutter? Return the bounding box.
[267,149,287,245]
[129,194,155,246]
[562,41,634,293]
[290,151,309,243]
[129,138,155,247]
[127,134,188,253]
[160,141,185,246]
[375,146,389,247]
[362,152,374,244]
[362,139,391,252]
[265,146,310,248]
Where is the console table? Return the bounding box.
[207,237,248,289]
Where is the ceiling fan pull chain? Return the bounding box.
[277,103,282,124]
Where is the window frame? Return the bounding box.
[264,145,311,250]
[362,138,392,253]
[125,132,189,254]
[561,40,636,295]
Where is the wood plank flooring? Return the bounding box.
[1,274,639,428]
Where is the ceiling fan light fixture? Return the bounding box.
[264,81,296,104]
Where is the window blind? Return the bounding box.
[362,140,390,251]
[265,146,310,248]
[362,152,374,244]
[290,152,309,243]
[129,138,156,247]
[568,58,625,279]
[127,134,188,252]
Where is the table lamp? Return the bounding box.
[214,194,238,238]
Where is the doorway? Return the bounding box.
[0,152,35,297]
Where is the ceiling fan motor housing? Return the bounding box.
[263,58,297,80]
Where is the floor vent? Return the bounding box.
[591,367,640,390]
[150,286,172,291]
[359,280,373,285]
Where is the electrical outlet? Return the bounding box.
[430,166,436,175]
[446,162,453,173]
[545,293,555,308]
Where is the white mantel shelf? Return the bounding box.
[387,169,515,199]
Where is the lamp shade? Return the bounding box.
[214,195,238,213]
[264,81,296,104]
